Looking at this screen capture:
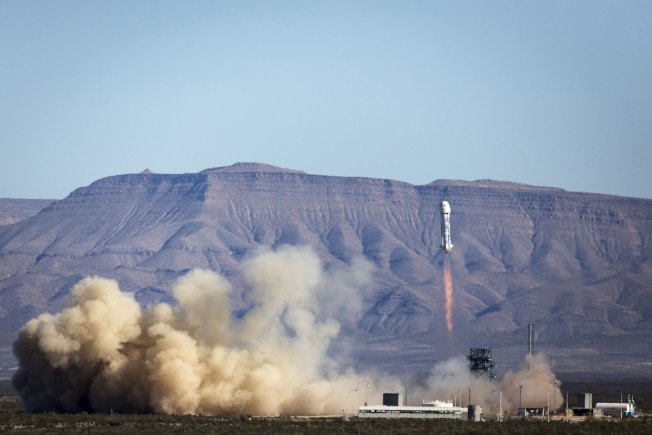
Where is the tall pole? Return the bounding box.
[354,389,358,416]
[547,391,550,422]
[519,385,523,411]
[528,323,534,370]
[620,393,623,420]
[468,386,471,407]
[499,391,502,422]
[365,384,371,406]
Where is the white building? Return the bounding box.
[359,400,467,419]
[595,401,636,417]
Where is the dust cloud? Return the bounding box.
[13,246,378,415]
[412,353,563,415]
[12,245,563,416]
[499,353,564,412]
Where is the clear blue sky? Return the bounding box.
[1,0,651,199]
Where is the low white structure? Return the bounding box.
[595,401,636,417]
[359,400,466,419]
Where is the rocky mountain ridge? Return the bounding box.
[1,163,650,378]
[0,199,53,226]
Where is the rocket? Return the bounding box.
[440,201,453,253]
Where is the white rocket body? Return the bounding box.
[440,201,453,253]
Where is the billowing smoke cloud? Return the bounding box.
[12,244,563,416]
[411,353,563,415]
[12,246,377,415]
[499,353,563,412]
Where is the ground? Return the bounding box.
[1,380,651,434]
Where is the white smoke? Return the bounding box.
[12,244,563,416]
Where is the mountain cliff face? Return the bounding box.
[1,163,651,377]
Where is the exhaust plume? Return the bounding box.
[443,257,454,333]
[12,245,376,415]
[12,244,564,416]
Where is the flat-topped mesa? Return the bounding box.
[130,165,566,196]
[1,162,651,379]
[201,162,306,174]
[428,179,565,192]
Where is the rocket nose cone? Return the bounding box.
[440,201,451,213]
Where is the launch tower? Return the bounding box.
[468,347,496,382]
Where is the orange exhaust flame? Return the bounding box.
[443,257,454,332]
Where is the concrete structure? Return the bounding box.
[467,405,482,422]
[382,393,400,406]
[577,393,592,409]
[572,392,599,417]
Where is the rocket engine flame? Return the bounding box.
[443,256,454,333]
